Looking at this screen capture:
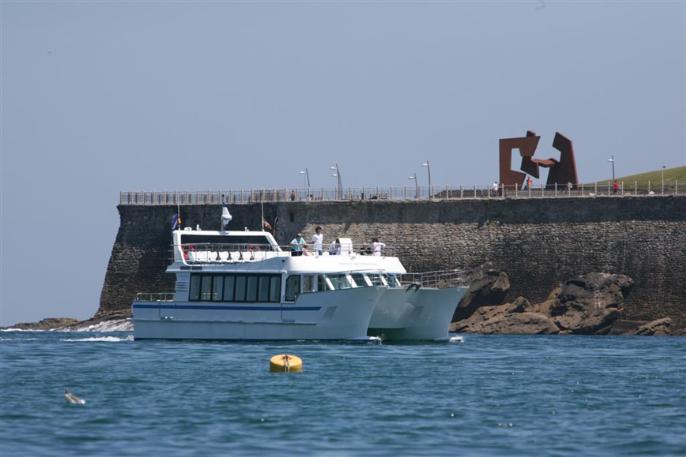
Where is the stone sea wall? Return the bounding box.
[98,196,686,330]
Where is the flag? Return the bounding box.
[171,213,182,231]
[221,206,232,230]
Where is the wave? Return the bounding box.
[61,335,134,343]
[62,319,134,333]
[0,328,46,332]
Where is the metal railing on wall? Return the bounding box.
[120,181,681,205]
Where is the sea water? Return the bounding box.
[1,330,684,456]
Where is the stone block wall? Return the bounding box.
[98,196,686,329]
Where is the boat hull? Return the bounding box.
[368,286,467,341]
[132,287,383,341]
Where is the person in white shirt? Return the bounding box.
[371,238,386,256]
[311,226,324,255]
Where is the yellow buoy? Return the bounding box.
[269,354,303,373]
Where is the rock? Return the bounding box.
[450,296,558,335]
[551,273,633,334]
[634,317,672,336]
[453,264,510,321]
[450,272,635,335]
[452,311,559,335]
[4,317,79,331]
[509,296,531,313]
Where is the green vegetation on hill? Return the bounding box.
[595,166,685,186]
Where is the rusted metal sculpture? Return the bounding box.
[499,131,579,188]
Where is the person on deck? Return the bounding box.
[311,226,324,256]
[290,233,306,256]
[371,238,386,256]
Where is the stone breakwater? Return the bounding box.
[98,196,686,331]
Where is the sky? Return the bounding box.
[1,0,684,325]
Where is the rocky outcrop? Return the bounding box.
[451,297,559,334]
[451,272,635,335]
[634,317,672,336]
[452,264,510,321]
[549,272,633,334]
[4,317,79,331]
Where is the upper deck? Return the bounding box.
[168,229,405,274]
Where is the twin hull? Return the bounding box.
[133,286,466,341]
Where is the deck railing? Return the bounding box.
[173,242,397,264]
[400,269,466,289]
[120,181,682,205]
[135,292,175,302]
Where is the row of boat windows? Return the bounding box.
[189,274,282,303]
[188,273,402,303]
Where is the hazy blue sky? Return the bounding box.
[1,1,684,325]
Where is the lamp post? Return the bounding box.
[422,160,431,199]
[608,156,615,183]
[408,173,419,199]
[298,168,311,195]
[329,164,342,199]
[661,165,666,195]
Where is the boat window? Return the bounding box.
[200,275,213,300]
[269,276,281,302]
[188,273,282,303]
[223,276,235,301]
[351,273,370,287]
[386,274,401,288]
[302,275,316,293]
[234,276,247,302]
[258,276,270,302]
[368,274,386,286]
[246,276,258,302]
[189,275,201,301]
[212,276,223,301]
[319,275,331,291]
[285,275,301,302]
[328,274,352,290]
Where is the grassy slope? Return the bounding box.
[594,166,686,186]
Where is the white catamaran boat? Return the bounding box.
[133,227,467,341]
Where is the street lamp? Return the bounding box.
[608,156,615,182]
[408,173,419,199]
[298,168,311,194]
[661,165,666,195]
[422,160,431,199]
[329,164,342,199]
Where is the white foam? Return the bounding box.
[61,335,133,343]
[0,328,46,332]
[449,335,465,344]
[65,319,133,333]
